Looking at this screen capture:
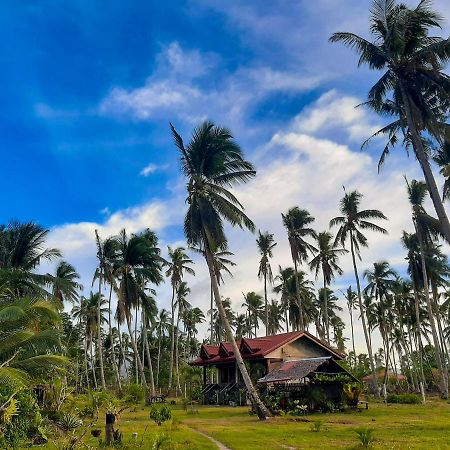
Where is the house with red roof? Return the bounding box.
[191,330,354,405]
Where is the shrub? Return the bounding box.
[386,394,421,404]
[124,383,145,403]
[354,427,375,448]
[57,412,83,432]
[343,383,362,407]
[0,384,45,449]
[150,405,172,426]
[310,420,324,432]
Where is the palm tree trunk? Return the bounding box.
[125,313,147,387]
[264,274,268,336]
[84,334,90,391]
[175,311,182,396]
[400,85,450,243]
[292,259,305,330]
[210,282,214,344]
[349,230,378,393]
[349,304,356,356]
[142,311,156,397]
[416,224,448,398]
[156,327,162,390]
[97,276,106,389]
[322,272,329,343]
[168,286,176,391]
[117,328,129,380]
[90,339,98,389]
[205,249,271,420]
[107,284,121,392]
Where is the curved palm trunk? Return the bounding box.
[168,286,176,391]
[293,259,305,330]
[349,231,378,393]
[107,284,121,392]
[416,226,448,397]
[97,276,106,389]
[205,250,271,420]
[142,311,156,397]
[400,85,450,243]
[125,312,147,387]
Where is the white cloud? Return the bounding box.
[139,163,167,177]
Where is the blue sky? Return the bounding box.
[3,0,450,349]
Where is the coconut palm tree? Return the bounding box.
[0,295,68,386]
[256,231,277,334]
[343,286,357,356]
[242,291,264,337]
[330,189,387,392]
[281,208,316,330]
[114,229,164,389]
[165,246,194,391]
[171,120,271,419]
[309,231,346,342]
[432,130,450,202]
[267,299,285,335]
[406,179,449,396]
[330,0,450,242]
[211,297,235,343]
[49,261,82,308]
[155,309,170,389]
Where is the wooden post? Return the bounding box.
[105,413,115,445]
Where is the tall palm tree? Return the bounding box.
[242,291,264,337]
[364,261,398,394]
[343,286,357,356]
[330,189,387,392]
[406,179,448,396]
[155,309,170,389]
[171,120,271,419]
[114,229,164,389]
[309,231,346,342]
[49,261,82,308]
[281,207,316,330]
[165,246,195,391]
[256,231,277,335]
[267,299,285,335]
[330,0,450,242]
[432,129,450,202]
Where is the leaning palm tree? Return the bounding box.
[171,120,271,419]
[281,208,316,330]
[256,231,277,335]
[406,178,449,397]
[330,0,450,242]
[309,231,346,342]
[165,246,195,392]
[330,190,387,392]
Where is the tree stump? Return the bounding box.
[105,413,115,445]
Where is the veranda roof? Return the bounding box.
[257,357,332,384]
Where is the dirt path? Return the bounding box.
[188,426,231,450]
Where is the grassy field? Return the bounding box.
[34,398,450,449]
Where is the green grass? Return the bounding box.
[29,398,450,449]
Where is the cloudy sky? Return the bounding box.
[3,0,450,351]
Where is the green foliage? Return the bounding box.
[354,427,375,449]
[57,412,83,432]
[0,384,44,448]
[149,404,172,426]
[123,383,145,403]
[310,419,324,432]
[343,383,363,407]
[314,373,353,384]
[152,433,171,450]
[386,394,421,404]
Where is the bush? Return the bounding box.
[124,383,145,403]
[343,383,362,407]
[150,405,172,426]
[0,384,46,449]
[386,394,421,404]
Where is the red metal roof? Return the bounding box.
[191,331,344,366]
